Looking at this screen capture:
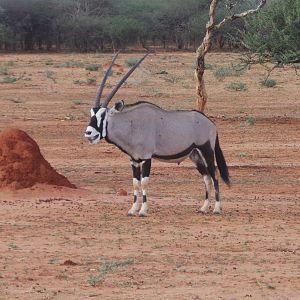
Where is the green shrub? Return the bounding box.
[44,69,55,79]
[205,63,215,70]
[241,0,300,64]
[214,64,245,80]
[4,61,14,67]
[85,64,101,71]
[45,59,54,65]
[225,82,248,91]
[260,78,277,87]
[125,58,140,67]
[1,76,17,83]
[59,60,84,68]
[0,66,9,75]
[87,77,97,85]
[246,116,256,125]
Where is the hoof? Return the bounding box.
[138,211,148,217]
[197,208,209,214]
[127,209,138,216]
[127,212,137,217]
[213,209,221,215]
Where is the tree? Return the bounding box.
[241,0,300,65]
[195,0,267,112]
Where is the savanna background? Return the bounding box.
[0,0,299,299]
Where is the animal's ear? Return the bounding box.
[114,100,124,112]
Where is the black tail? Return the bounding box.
[215,135,231,186]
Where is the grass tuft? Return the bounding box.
[59,60,84,68]
[246,116,256,125]
[85,64,101,71]
[125,58,140,67]
[0,66,9,75]
[225,82,248,91]
[1,76,18,84]
[214,64,245,80]
[260,78,277,87]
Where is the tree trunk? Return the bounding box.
[194,1,216,112]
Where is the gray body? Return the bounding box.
[107,102,216,161]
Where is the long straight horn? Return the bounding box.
[101,53,149,107]
[94,51,120,108]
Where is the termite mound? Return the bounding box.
[0,128,76,189]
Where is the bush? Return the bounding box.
[85,64,101,71]
[0,66,9,75]
[214,65,245,80]
[241,0,300,64]
[225,82,248,91]
[1,76,17,83]
[260,78,277,87]
[59,61,84,68]
[125,58,140,67]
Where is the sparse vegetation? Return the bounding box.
[260,78,277,88]
[4,61,15,67]
[59,61,84,68]
[0,66,9,75]
[45,59,54,65]
[1,76,18,84]
[44,69,56,81]
[87,77,97,85]
[213,64,245,80]
[246,116,256,125]
[125,58,140,67]
[225,82,247,92]
[87,257,134,287]
[85,64,101,71]
[73,100,84,105]
[205,63,214,70]
[87,274,102,287]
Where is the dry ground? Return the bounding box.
[0,52,299,299]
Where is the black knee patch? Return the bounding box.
[131,162,141,181]
[142,159,151,178]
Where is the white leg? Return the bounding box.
[212,173,221,214]
[213,200,221,214]
[139,177,149,217]
[128,178,140,216]
[200,175,212,213]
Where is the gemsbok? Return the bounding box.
[85,52,230,217]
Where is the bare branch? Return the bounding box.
[215,0,267,29]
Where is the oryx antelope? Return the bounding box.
[85,52,230,217]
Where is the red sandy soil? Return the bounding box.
[0,52,299,299]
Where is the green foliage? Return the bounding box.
[260,78,277,87]
[125,58,140,67]
[225,82,248,91]
[44,69,55,80]
[87,274,101,287]
[45,59,54,65]
[246,116,256,125]
[0,0,224,51]
[86,257,134,287]
[214,64,245,80]
[204,63,215,70]
[59,61,84,68]
[241,0,300,64]
[0,66,9,75]
[85,64,101,71]
[99,257,134,276]
[1,76,17,83]
[86,77,97,85]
